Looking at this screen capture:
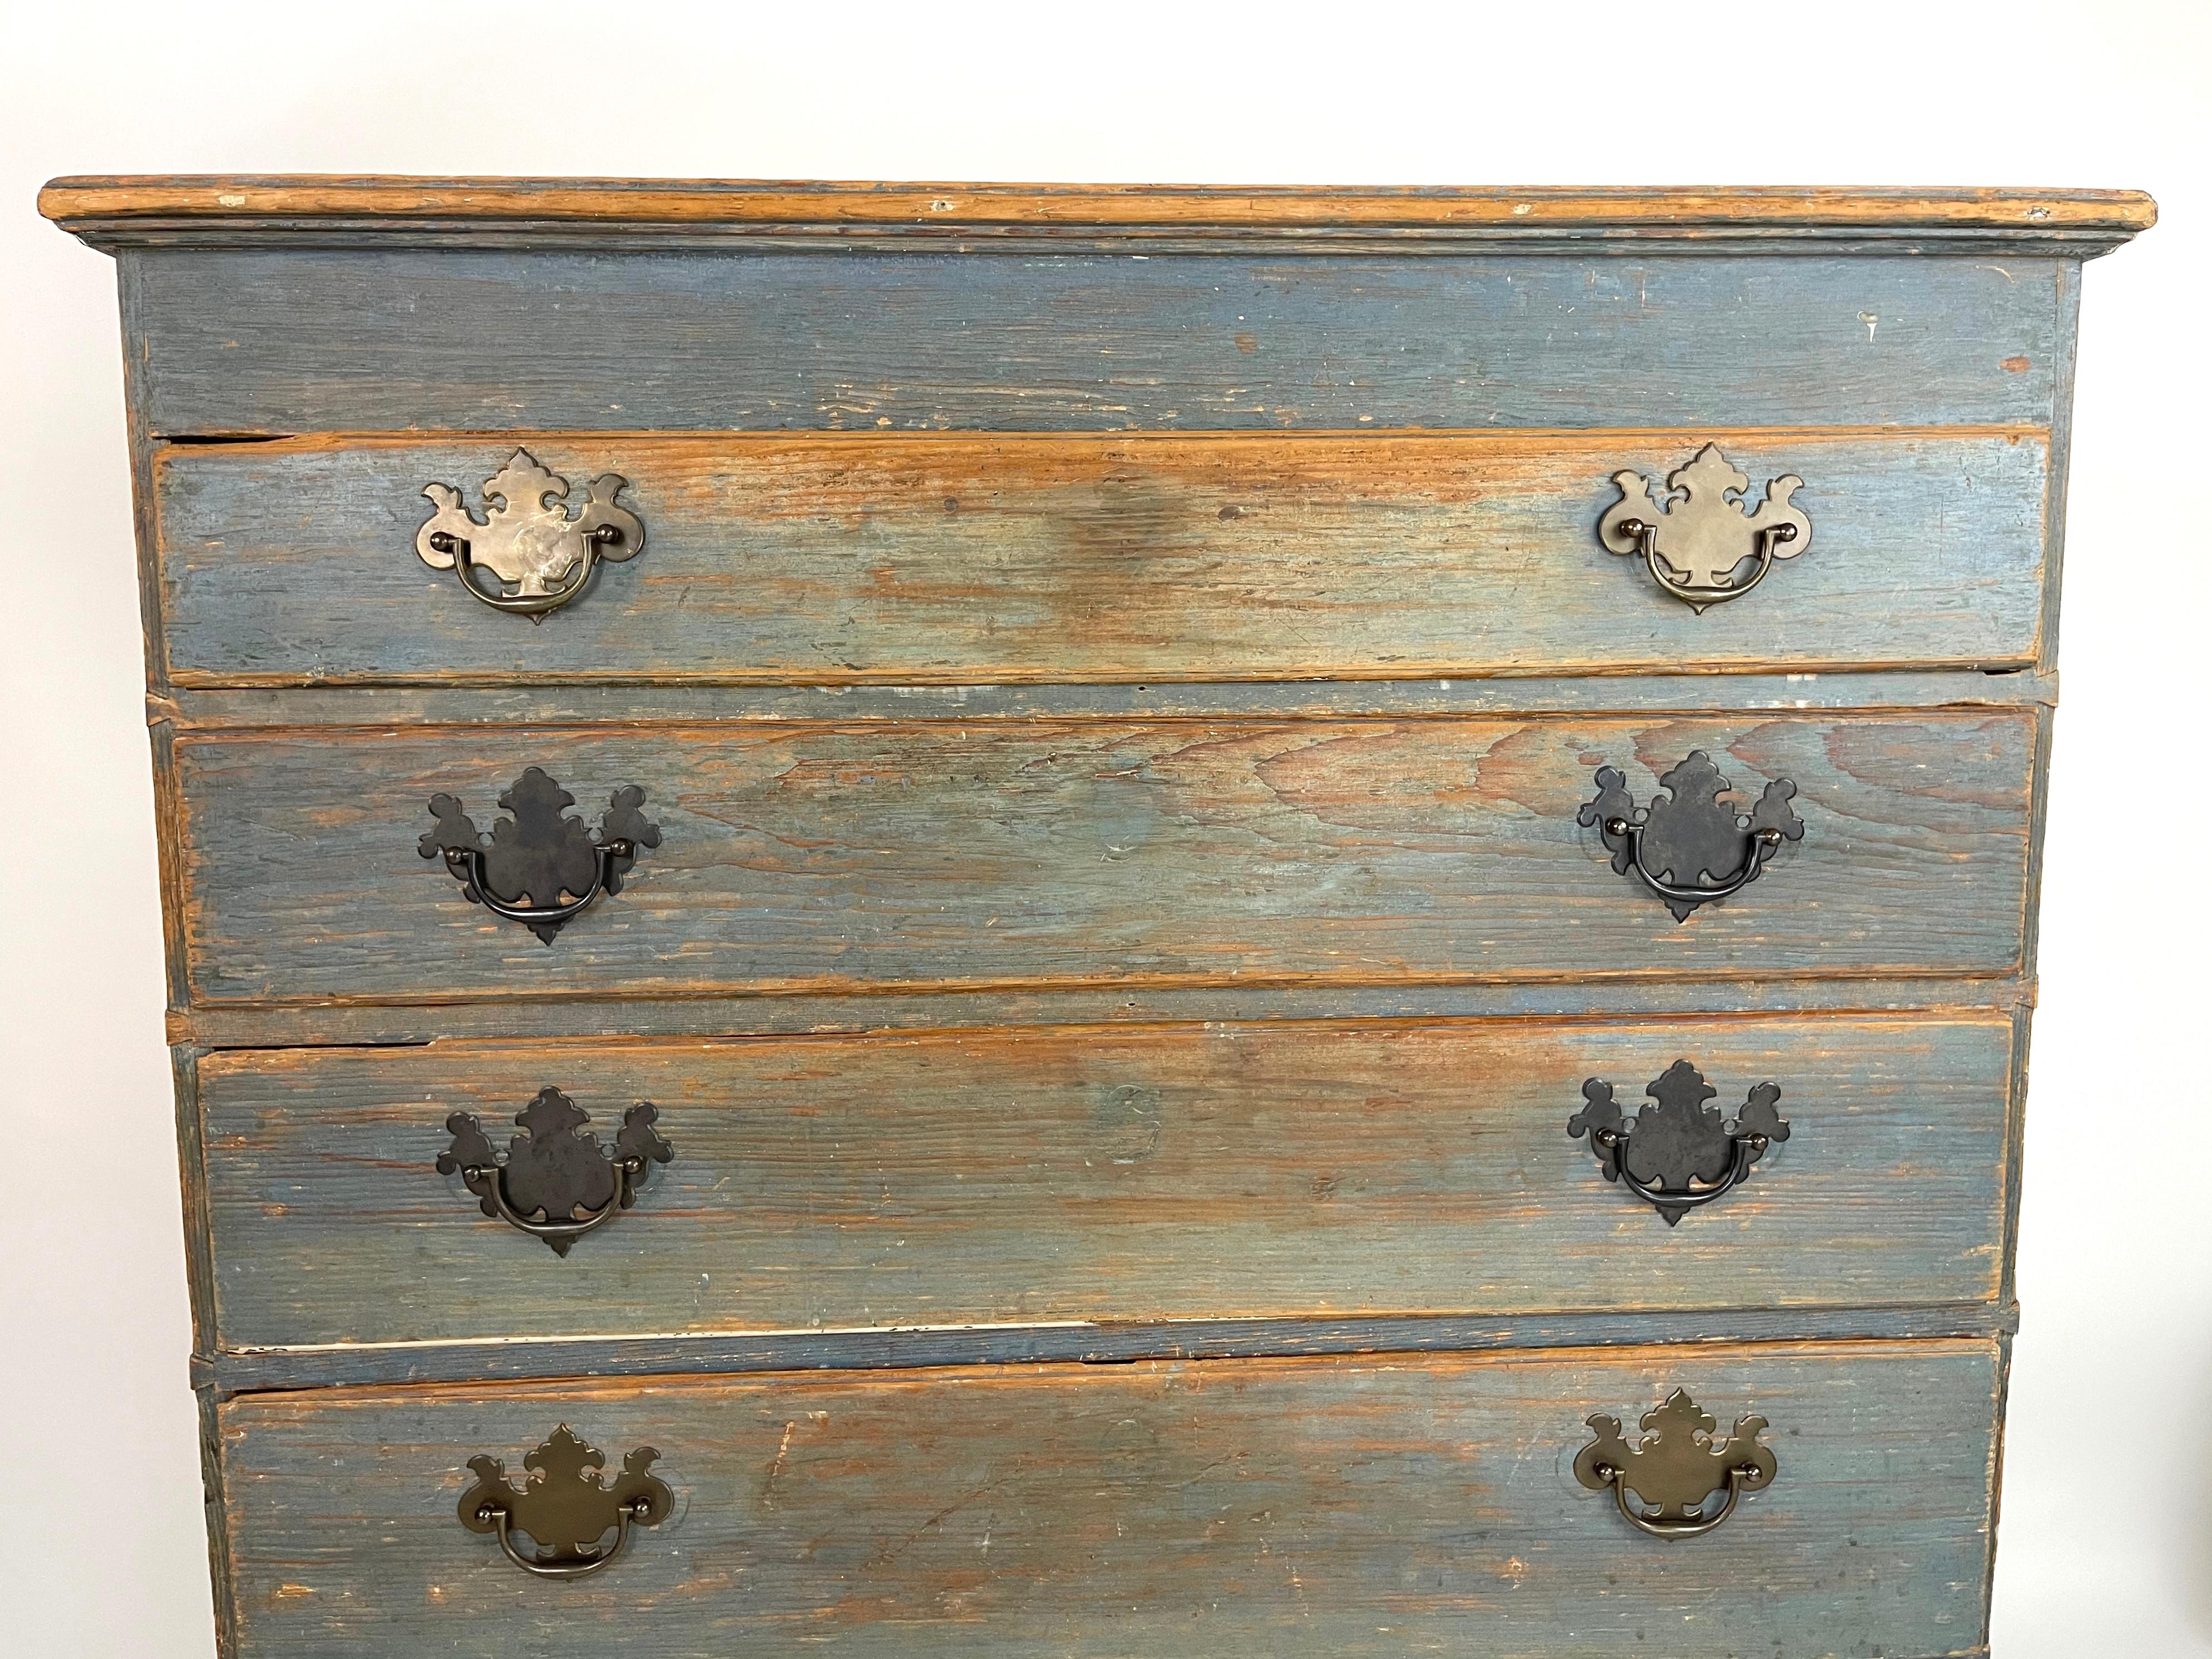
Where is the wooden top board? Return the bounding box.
[41,176,2156,254]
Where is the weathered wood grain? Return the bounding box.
[42,175,2157,236]
[204,1302,2018,1395]
[198,1014,2012,1351]
[195,1386,241,1659]
[172,712,2036,1007]
[122,249,2066,436]
[170,975,2028,1052]
[150,666,2061,735]
[171,1046,220,1359]
[218,1340,2001,1657]
[2037,262,2083,675]
[1998,1005,2036,1311]
[48,170,2144,1659]
[154,428,2051,685]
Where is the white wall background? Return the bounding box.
[3,3,2205,1651]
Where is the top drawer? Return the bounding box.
[154,426,2050,684]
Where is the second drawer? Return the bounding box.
[199,1013,2013,1352]
[170,708,2037,1006]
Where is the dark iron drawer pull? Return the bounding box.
[1576,1389,1776,1538]
[417,450,644,620]
[1579,751,1803,921]
[458,1426,673,1578]
[438,1087,674,1255]
[438,840,633,931]
[1597,443,1810,612]
[419,766,660,943]
[1568,1060,1788,1224]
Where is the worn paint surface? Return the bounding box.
[198,1014,2012,1351]
[171,711,2036,1006]
[152,428,2050,684]
[218,1341,2001,1657]
[49,180,2145,1658]
[125,250,2065,436]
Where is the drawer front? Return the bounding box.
[127,248,2065,436]
[218,1340,2000,1657]
[200,1014,2013,1351]
[154,428,2048,684]
[171,710,2035,1006]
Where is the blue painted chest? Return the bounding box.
[45,176,2151,1657]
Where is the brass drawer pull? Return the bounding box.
[1579,751,1803,921]
[458,1426,673,1578]
[1597,443,1810,612]
[419,767,660,943]
[1568,1060,1788,1224]
[438,1088,674,1255]
[1576,1389,1776,1538]
[417,450,644,620]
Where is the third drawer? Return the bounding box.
[198,1013,2014,1354]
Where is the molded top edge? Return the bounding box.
[40,176,2157,253]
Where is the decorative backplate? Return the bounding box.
[1578,751,1804,921]
[1569,1060,1789,1224]
[1574,1389,1776,1538]
[419,767,660,942]
[417,449,644,619]
[1597,444,1811,611]
[458,1425,674,1578]
[439,1088,675,1255]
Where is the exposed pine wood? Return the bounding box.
[168,974,2031,1050]
[206,1301,2021,1395]
[153,428,2051,686]
[149,668,2062,737]
[42,175,2155,255]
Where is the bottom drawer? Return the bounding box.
[219,1339,1998,1657]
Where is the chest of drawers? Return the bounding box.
[46,176,2151,1657]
